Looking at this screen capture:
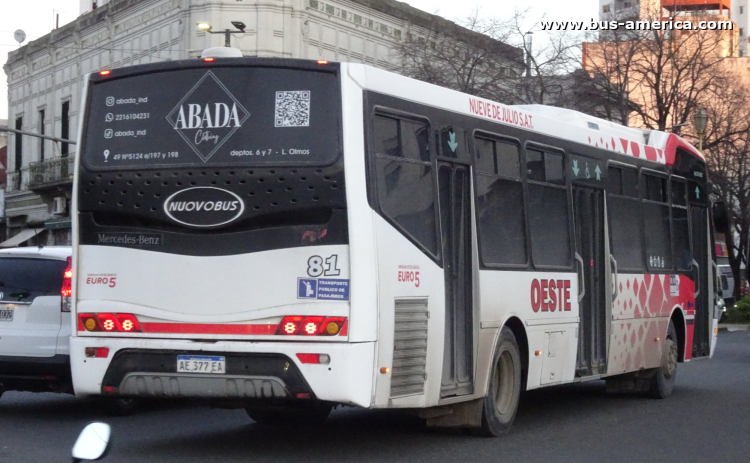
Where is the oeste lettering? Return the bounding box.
[530,279,571,312]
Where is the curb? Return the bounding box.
[718,325,750,332]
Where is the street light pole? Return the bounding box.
[692,108,709,152]
[197,22,246,48]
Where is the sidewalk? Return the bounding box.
[718,324,750,332]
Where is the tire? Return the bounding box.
[648,320,678,399]
[476,327,522,437]
[246,404,331,426]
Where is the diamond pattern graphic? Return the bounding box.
[165,71,250,163]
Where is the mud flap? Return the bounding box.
[421,398,484,428]
[605,370,657,394]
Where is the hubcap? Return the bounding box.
[493,350,515,415]
[663,337,678,379]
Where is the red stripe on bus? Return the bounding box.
[140,322,278,335]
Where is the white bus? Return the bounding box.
[70,53,720,435]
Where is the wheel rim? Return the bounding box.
[663,337,678,379]
[493,350,515,416]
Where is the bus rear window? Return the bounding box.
[82,65,341,170]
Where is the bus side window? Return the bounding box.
[373,115,438,256]
[670,178,691,271]
[474,136,527,266]
[642,172,673,271]
[526,148,571,267]
[607,165,645,271]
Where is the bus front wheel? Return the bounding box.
[648,320,678,399]
[476,327,522,437]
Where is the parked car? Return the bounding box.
[0,246,135,414]
[717,264,735,306]
[0,246,73,396]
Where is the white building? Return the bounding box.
[598,0,663,21]
[4,0,520,247]
[731,0,750,56]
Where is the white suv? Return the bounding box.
[0,246,73,397]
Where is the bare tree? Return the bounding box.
[394,9,580,106]
[700,82,750,296]
[582,5,736,131]
[394,11,523,100]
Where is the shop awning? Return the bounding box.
[44,217,72,230]
[0,228,43,248]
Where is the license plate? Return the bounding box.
[176,355,226,374]
[0,309,13,322]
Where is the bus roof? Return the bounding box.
[348,63,705,166]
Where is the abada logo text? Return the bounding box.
[173,103,242,129]
[165,71,250,163]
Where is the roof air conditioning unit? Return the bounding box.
[53,197,67,216]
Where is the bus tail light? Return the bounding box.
[276,316,348,336]
[61,257,72,312]
[78,313,142,333]
[117,314,141,332]
[302,316,325,335]
[278,316,305,335]
[97,313,121,332]
[320,317,346,336]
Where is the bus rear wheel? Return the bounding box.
[246,404,331,426]
[648,320,678,399]
[476,327,522,437]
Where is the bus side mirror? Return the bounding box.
[712,201,729,233]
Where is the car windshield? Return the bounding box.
[0,257,67,297]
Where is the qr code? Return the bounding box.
[275,91,311,127]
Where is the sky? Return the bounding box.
[0,0,598,119]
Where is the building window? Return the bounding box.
[603,4,611,13]
[741,6,745,14]
[61,101,70,157]
[14,116,22,171]
[38,109,45,162]
[741,28,745,36]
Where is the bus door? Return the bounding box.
[571,157,608,377]
[689,195,710,358]
[438,162,474,397]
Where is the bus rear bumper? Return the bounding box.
[70,337,375,408]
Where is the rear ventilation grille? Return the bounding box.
[390,298,428,398]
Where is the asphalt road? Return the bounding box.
[1,331,748,463]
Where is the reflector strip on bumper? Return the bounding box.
[140,322,277,335]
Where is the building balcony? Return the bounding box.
[661,0,731,15]
[28,156,74,192]
[5,156,75,195]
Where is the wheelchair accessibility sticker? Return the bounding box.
[298,278,350,301]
